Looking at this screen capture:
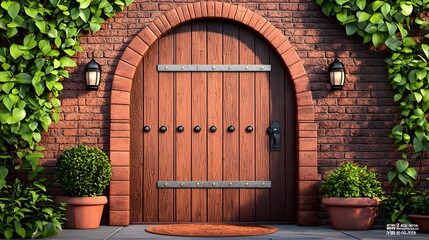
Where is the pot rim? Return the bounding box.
[322,197,380,207]
[56,195,108,206]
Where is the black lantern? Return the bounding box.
[85,53,102,90]
[328,59,345,90]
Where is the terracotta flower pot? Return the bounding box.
[322,197,380,230]
[409,215,429,232]
[56,196,107,229]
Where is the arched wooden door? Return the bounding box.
[130,20,296,223]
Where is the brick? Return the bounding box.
[298,167,320,180]
[109,196,130,211]
[109,211,129,226]
[110,137,130,151]
[110,151,130,166]
[111,166,130,181]
[111,90,130,105]
[109,181,130,196]
[111,104,130,121]
[115,60,136,80]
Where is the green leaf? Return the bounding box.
[372,1,384,11]
[385,37,402,51]
[0,166,8,180]
[387,169,397,182]
[15,73,32,84]
[4,228,12,240]
[355,0,366,10]
[90,22,101,32]
[381,3,391,17]
[7,2,20,19]
[405,167,417,179]
[79,0,92,9]
[10,44,23,59]
[79,8,90,22]
[414,92,423,103]
[422,44,429,59]
[372,33,383,47]
[398,173,410,185]
[386,22,397,36]
[396,160,409,172]
[345,24,357,35]
[357,11,371,22]
[370,13,384,24]
[59,56,77,67]
[400,3,413,16]
[2,82,14,93]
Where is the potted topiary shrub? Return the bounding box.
[409,190,429,232]
[321,162,383,230]
[55,145,112,229]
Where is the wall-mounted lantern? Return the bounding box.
[328,59,345,90]
[85,53,102,90]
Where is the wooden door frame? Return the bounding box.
[109,1,318,226]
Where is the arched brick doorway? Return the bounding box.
[109,1,318,226]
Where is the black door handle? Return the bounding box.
[267,121,280,151]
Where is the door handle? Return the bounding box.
[267,121,280,151]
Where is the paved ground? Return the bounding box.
[50,224,429,240]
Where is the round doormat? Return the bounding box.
[145,224,278,237]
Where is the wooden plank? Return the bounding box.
[143,41,159,222]
[174,24,192,222]
[270,48,287,222]
[130,61,144,223]
[222,22,240,222]
[158,31,174,222]
[207,22,223,222]
[254,36,271,222]
[191,21,208,222]
[238,27,256,222]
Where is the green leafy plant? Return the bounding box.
[381,188,413,223]
[316,0,429,188]
[0,178,66,240]
[55,145,112,197]
[410,190,429,215]
[322,162,383,198]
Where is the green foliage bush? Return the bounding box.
[322,162,383,198]
[0,179,66,240]
[411,190,429,215]
[55,145,112,197]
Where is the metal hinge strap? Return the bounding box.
[157,65,271,72]
[157,181,271,188]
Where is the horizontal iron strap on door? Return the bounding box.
[157,181,271,188]
[157,65,271,72]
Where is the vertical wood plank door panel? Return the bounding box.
[130,20,296,223]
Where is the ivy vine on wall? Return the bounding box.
[0,0,132,238]
[0,0,132,182]
[316,0,429,186]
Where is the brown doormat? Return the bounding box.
[145,224,278,237]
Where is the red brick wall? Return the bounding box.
[41,0,428,222]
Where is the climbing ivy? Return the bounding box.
[316,0,429,187]
[0,0,132,184]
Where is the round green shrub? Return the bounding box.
[322,162,382,198]
[55,145,112,197]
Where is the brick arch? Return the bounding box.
[109,1,318,226]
